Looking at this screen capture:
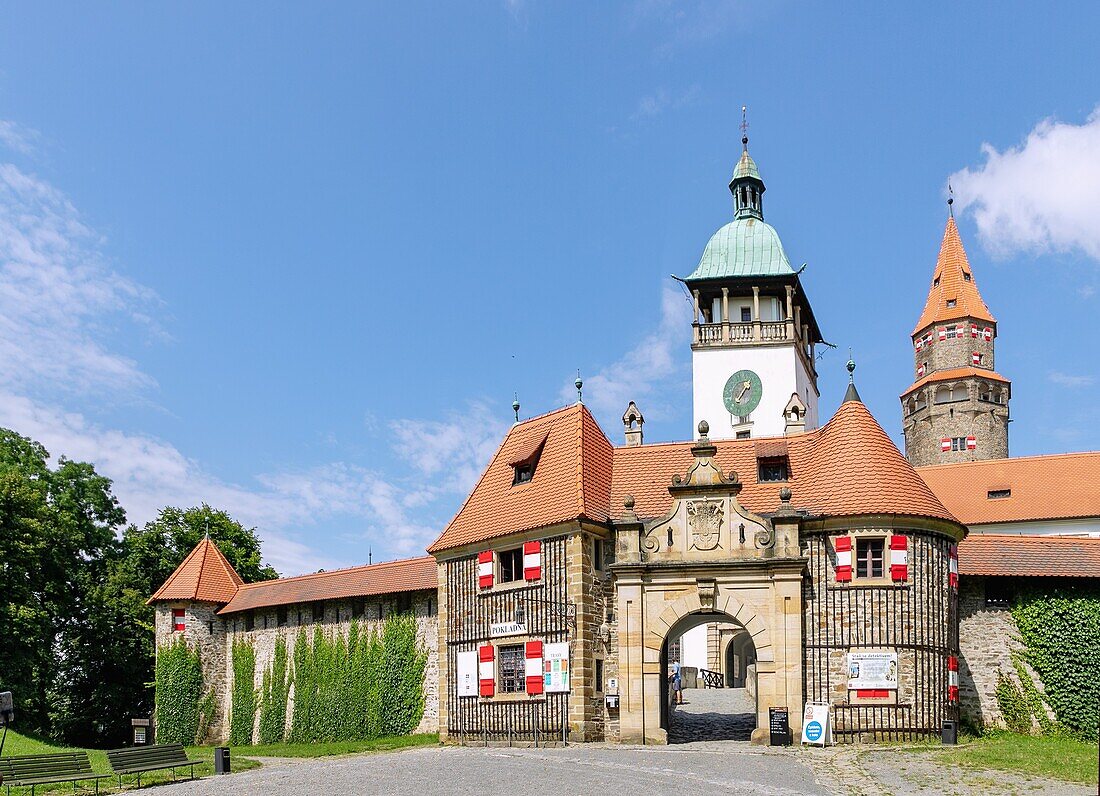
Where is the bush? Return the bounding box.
[154,637,206,744]
[229,639,257,745]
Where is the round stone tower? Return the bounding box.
[901,213,1010,467]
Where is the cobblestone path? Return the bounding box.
[669,686,756,743]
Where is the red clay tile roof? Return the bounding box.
[913,217,995,336]
[148,537,244,605]
[901,366,1010,398]
[428,404,613,553]
[919,452,1100,525]
[431,395,958,555]
[958,533,1100,577]
[218,555,437,615]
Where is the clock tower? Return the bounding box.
[684,132,823,441]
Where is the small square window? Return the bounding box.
[499,548,524,583]
[946,299,957,308]
[740,307,752,323]
[757,457,789,482]
[513,462,536,485]
[987,489,1011,499]
[172,609,186,632]
[855,538,884,579]
[963,272,972,282]
[951,437,967,452]
[498,644,526,694]
[735,430,751,440]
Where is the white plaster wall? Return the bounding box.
[693,344,819,440]
[677,624,709,670]
[966,518,1100,536]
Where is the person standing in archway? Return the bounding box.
[671,659,684,705]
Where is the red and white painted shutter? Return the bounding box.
[477,551,494,589]
[948,544,959,589]
[983,327,993,341]
[972,352,981,366]
[941,437,952,452]
[890,535,909,581]
[834,536,852,583]
[938,328,947,342]
[525,640,544,695]
[966,436,977,450]
[947,656,959,703]
[523,540,542,581]
[970,324,978,338]
[172,608,186,632]
[917,363,925,378]
[915,338,923,352]
[478,645,495,697]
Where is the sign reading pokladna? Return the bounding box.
[543,642,569,692]
[847,651,899,690]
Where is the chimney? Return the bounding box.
[622,401,644,447]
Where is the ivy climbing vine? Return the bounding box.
[258,635,290,744]
[154,637,206,744]
[1011,581,1100,739]
[229,639,257,745]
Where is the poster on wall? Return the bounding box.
[847,651,898,690]
[456,650,478,697]
[543,642,570,692]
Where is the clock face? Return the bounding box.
[723,369,763,417]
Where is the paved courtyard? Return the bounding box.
[668,686,756,743]
[156,735,1093,796]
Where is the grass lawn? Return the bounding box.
[0,728,260,793]
[239,732,438,758]
[929,731,1099,785]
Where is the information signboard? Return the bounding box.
[456,650,478,697]
[543,642,570,692]
[768,706,790,746]
[800,702,833,746]
[847,651,898,690]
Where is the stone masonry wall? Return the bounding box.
[156,591,438,745]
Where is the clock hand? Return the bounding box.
[737,381,751,402]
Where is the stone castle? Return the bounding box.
[151,133,1100,745]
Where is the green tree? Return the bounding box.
[0,430,126,742]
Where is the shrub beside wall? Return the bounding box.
[154,638,206,744]
[229,639,257,746]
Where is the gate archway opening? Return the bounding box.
[660,611,758,743]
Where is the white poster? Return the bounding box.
[543,642,570,693]
[800,702,833,746]
[456,650,478,697]
[847,651,898,690]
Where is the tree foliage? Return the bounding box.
[0,425,278,746]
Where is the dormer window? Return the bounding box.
[509,433,548,486]
[757,457,789,482]
[933,277,941,287]
[946,299,957,308]
[987,489,1011,499]
[963,272,972,282]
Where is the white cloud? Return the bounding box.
[950,108,1100,261]
[1049,371,1096,388]
[0,121,39,156]
[562,285,691,426]
[632,85,702,120]
[0,162,161,399]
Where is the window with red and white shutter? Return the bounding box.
[970,324,978,338]
[522,540,542,581]
[172,608,186,632]
[834,536,852,583]
[889,535,909,581]
[938,328,947,342]
[525,641,544,695]
[941,437,952,452]
[948,544,959,589]
[983,327,993,341]
[972,352,981,366]
[477,551,494,589]
[966,436,977,451]
[478,645,495,697]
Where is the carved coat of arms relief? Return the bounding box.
[687,499,724,551]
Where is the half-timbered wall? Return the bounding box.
[802,529,958,742]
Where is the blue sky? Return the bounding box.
[2,2,1099,574]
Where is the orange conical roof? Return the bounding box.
[148,537,244,605]
[912,216,995,336]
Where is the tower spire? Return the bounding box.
[730,107,764,221]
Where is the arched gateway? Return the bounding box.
[613,421,804,743]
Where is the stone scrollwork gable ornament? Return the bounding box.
[642,420,774,561]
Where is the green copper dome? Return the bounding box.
[686,216,793,280]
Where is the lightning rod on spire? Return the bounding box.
[740,105,749,150]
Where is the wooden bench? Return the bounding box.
[106,743,201,789]
[0,751,109,795]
